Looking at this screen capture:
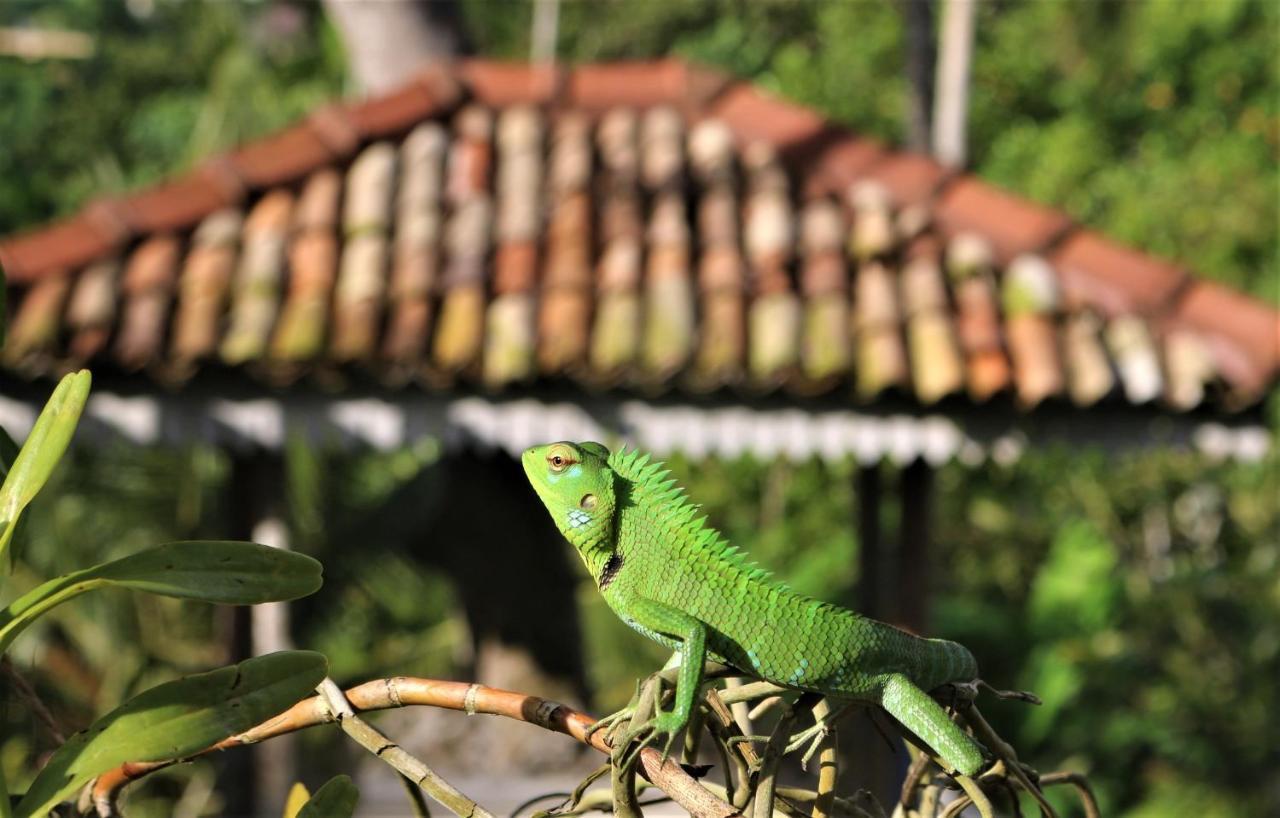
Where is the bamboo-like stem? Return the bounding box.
[701,689,755,809]
[897,743,933,812]
[398,773,433,818]
[315,678,491,818]
[612,675,660,818]
[810,700,838,818]
[750,699,798,818]
[722,677,755,735]
[718,680,789,706]
[90,676,741,818]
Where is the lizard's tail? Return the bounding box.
[924,637,978,689]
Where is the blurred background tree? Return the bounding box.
[1,1,1276,816]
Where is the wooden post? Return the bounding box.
[856,464,883,618]
[852,463,903,804]
[932,0,977,167]
[897,459,934,632]
[225,451,295,817]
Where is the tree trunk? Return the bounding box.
[322,0,467,94]
[902,0,936,152]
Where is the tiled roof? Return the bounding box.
[2,59,1276,412]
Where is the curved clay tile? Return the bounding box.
[332,143,397,362]
[434,106,496,376]
[384,123,447,367]
[850,186,907,398]
[1062,310,1115,406]
[690,125,745,389]
[1003,254,1064,407]
[597,109,639,188]
[485,106,544,387]
[447,105,493,204]
[221,190,294,365]
[900,236,962,403]
[538,115,593,376]
[643,189,695,381]
[848,181,896,262]
[171,208,241,366]
[271,170,341,364]
[947,232,1010,400]
[433,198,492,374]
[744,144,799,385]
[66,259,120,362]
[640,106,684,192]
[116,235,181,370]
[688,119,735,187]
[591,110,644,380]
[1106,315,1162,404]
[798,199,850,385]
[1163,328,1215,411]
[5,274,71,370]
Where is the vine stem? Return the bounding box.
[88,676,741,818]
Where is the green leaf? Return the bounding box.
[283,782,311,818]
[0,541,323,654]
[0,370,92,563]
[297,775,359,818]
[15,651,327,818]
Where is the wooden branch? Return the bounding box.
[89,677,740,818]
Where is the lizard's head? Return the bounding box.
[522,441,617,551]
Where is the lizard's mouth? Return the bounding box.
[520,445,551,499]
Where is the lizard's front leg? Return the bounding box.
[619,596,708,760]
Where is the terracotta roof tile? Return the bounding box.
[935,177,1073,265]
[2,59,1273,413]
[1051,230,1187,317]
[461,60,561,107]
[708,82,828,151]
[1169,280,1280,397]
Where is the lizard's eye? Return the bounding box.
[547,446,577,473]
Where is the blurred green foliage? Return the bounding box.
[0,0,344,234]
[1,1,1276,816]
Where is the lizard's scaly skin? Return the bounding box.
[523,442,986,776]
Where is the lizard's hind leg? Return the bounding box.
[879,673,986,777]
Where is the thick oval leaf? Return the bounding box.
[297,775,359,818]
[0,541,323,654]
[0,370,91,561]
[16,651,327,818]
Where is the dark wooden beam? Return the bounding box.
[897,458,934,632]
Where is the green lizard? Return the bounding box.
[522,441,988,777]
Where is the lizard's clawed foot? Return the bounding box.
[584,706,637,746]
[614,711,684,770]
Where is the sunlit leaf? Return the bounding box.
[283,782,311,818]
[297,775,359,818]
[0,370,92,563]
[0,541,323,654]
[16,651,326,818]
